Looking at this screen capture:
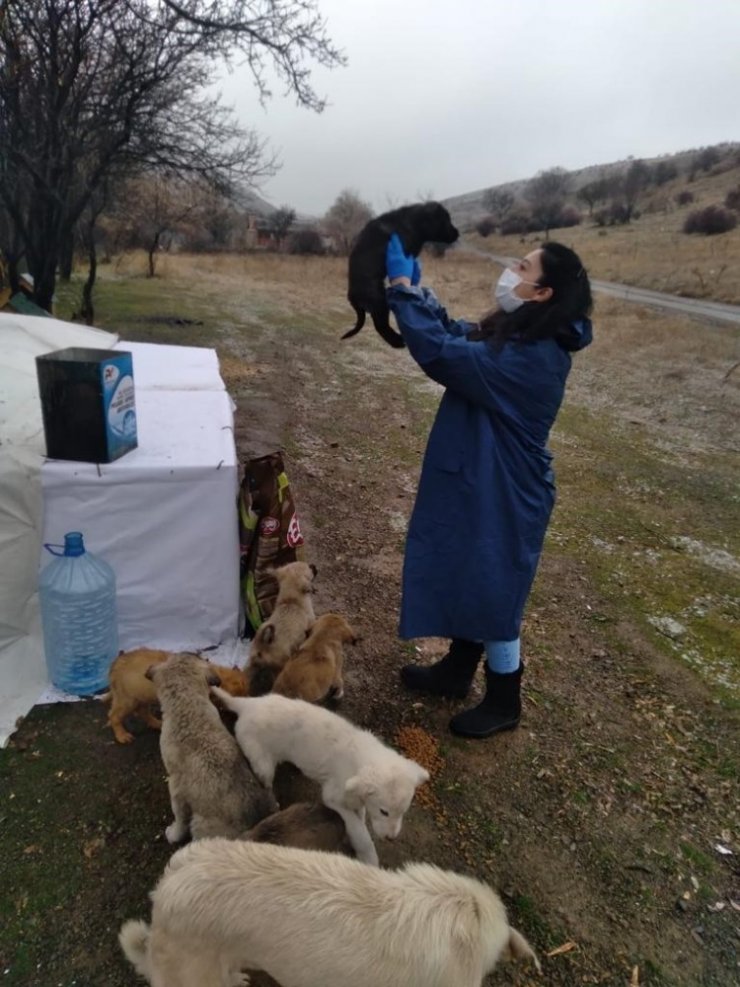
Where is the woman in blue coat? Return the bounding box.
[386,235,593,739]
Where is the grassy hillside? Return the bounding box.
[448,143,740,303]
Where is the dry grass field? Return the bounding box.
[468,161,740,304]
[2,250,738,987]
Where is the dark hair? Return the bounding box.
[471,242,592,347]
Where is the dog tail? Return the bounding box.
[119,919,152,978]
[211,685,240,711]
[506,926,541,973]
[341,304,365,340]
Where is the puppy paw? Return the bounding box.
[357,846,379,867]
[229,972,250,987]
[165,822,187,844]
[113,730,135,744]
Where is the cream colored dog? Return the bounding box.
[98,648,248,744]
[271,613,357,702]
[151,654,276,842]
[211,690,428,866]
[119,839,540,987]
[248,561,317,694]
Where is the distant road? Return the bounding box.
[457,246,740,328]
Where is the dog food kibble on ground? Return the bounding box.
[394,725,444,808]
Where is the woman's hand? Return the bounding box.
[386,233,421,286]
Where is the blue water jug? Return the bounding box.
[39,531,119,695]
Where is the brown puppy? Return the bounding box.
[272,614,357,703]
[99,648,248,744]
[249,561,317,695]
[243,802,353,856]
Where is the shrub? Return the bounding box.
[653,160,678,186]
[500,208,534,235]
[555,206,582,228]
[683,206,737,235]
[594,201,630,226]
[288,228,325,255]
[725,186,740,212]
[475,217,496,237]
[675,190,694,206]
[692,147,721,173]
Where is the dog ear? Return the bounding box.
[144,664,158,681]
[344,775,373,809]
[309,563,318,578]
[412,765,430,787]
[260,624,275,645]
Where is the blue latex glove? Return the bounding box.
[386,233,415,281]
[411,257,422,286]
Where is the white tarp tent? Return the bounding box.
[0,313,241,746]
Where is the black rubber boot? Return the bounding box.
[400,639,484,699]
[449,664,522,738]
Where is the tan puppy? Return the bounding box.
[272,614,357,702]
[119,839,540,987]
[150,653,276,842]
[248,561,317,695]
[99,648,249,744]
[242,801,352,856]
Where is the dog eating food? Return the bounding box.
[211,690,428,866]
[98,647,248,744]
[119,839,540,987]
[149,653,277,842]
[248,561,317,695]
[271,613,357,703]
[342,201,459,348]
[242,801,352,856]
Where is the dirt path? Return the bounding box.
[1,256,737,987]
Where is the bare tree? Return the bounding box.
[483,188,515,227]
[267,206,297,249]
[323,190,373,255]
[0,0,342,311]
[576,176,610,216]
[525,168,571,238]
[621,159,651,221]
[153,0,346,111]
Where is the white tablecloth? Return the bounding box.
[41,388,240,653]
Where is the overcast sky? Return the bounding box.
[216,0,740,217]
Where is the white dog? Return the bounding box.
[119,839,540,987]
[212,690,428,866]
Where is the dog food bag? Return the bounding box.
[239,452,306,634]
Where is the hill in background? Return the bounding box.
[442,141,740,230]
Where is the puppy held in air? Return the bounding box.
[343,201,459,348]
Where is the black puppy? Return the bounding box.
[342,201,459,348]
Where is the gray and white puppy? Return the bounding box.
[148,653,277,842]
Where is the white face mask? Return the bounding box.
[494,267,539,313]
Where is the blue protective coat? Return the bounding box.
[387,285,592,642]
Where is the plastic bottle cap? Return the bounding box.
[63,532,86,557]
